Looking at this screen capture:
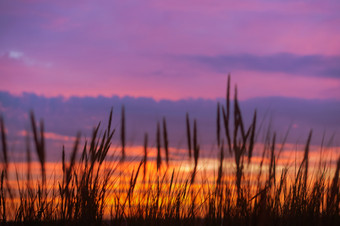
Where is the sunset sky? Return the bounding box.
[1,0,340,161]
[1,0,340,100]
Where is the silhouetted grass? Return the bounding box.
[0,76,340,225]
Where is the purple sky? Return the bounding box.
[1,0,340,100]
[1,1,340,161]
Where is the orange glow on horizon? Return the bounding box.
[2,142,339,220]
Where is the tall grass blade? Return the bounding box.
[186,113,192,159]
[0,117,8,173]
[156,122,161,171]
[216,102,221,148]
[143,133,148,179]
[163,117,169,165]
[121,105,126,161]
[248,110,256,163]
[30,112,46,185]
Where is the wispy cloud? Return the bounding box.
[8,50,24,60]
[1,50,52,67]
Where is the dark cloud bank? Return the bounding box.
[184,53,340,78]
[0,91,339,161]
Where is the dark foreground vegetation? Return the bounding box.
[1,77,340,225]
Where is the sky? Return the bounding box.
[1,0,340,100]
[0,0,340,161]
